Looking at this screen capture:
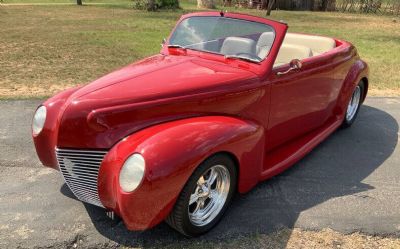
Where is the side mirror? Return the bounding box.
[277,59,302,76]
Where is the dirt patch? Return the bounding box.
[148,228,400,249]
[260,228,400,249]
[0,83,77,99]
[369,88,400,97]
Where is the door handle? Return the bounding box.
[277,59,302,76]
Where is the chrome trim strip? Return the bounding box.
[56,148,107,208]
[57,152,104,157]
[63,175,98,184]
[56,148,107,154]
[57,157,103,163]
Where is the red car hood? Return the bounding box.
[70,54,257,104]
[57,54,260,148]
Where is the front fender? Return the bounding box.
[33,86,82,169]
[98,116,264,230]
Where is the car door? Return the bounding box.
[265,55,341,151]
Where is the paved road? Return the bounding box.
[0,98,399,248]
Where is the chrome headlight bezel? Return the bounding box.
[119,153,146,192]
[32,105,47,136]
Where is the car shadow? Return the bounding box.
[61,104,398,248]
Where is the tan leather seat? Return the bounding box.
[283,33,335,55]
[274,44,312,67]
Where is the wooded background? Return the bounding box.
[226,0,399,14]
[128,0,400,15]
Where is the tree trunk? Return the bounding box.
[261,0,268,9]
[266,0,275,15]
[223,0,232,7]
[197,0,215,9]
[319,0,336,11]
[77,0,82,5]
[147,0,156,11]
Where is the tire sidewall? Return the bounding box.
[180,155,237,236]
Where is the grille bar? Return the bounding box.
[56,148,107,208]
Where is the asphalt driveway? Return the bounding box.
[0,97,399,248]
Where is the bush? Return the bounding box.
[132,0,180,10]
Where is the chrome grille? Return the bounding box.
[56,148,107,208]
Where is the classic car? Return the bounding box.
[32,11,369,236]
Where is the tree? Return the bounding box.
[318,0,336,11]
[197,0,215,9]
[77,0,82,5]
[147,0,156,10]
[259,0,276,15]
[266,0,276,15]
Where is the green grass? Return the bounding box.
[0,2,399,98]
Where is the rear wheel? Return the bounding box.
[342,81,364,128]
[166,154,237,237]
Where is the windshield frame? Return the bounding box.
[166,15,277,64]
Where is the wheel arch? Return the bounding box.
[361,76,369,103]
[207,151,240,189]
[98,115,265,230]
[335,59,369,118]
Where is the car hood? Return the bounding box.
[57,54,261,148]
[69,54,257,104]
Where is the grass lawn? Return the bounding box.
[0,2,399,98]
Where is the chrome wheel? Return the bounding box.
[346,85,361,122]
[188,165,230,227]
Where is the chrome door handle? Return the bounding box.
[277,59,302,76]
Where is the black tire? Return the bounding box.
[341,81,364,128]
[165,154,237,237]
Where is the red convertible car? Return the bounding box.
[32,11,368,236]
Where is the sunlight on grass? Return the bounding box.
[0,2,399,98]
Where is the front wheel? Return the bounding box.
[341,81,364,128]
[166,154,237,237]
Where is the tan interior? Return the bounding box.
[218,32,336,66]
[283,33,336,55]
[271,32,336,67]
[274,44,313,67]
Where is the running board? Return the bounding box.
[260,117,342,180]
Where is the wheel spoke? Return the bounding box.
[189,193,199,205]
[187,164,231,226]
[346,85,361,122]
[207,168,218,186]
[209,190,218,200]
[199,199,205,209]
[191,199,203,214]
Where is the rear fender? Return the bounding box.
[335,59,369,117]
[98,116,264,230]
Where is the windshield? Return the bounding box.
[169,16,275,63]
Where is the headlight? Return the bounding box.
[119,153,145,192]
[32,106,47,135]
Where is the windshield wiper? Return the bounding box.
[225,55,261,63]
[167,44,187,50]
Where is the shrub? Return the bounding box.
[132,0,180,10]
